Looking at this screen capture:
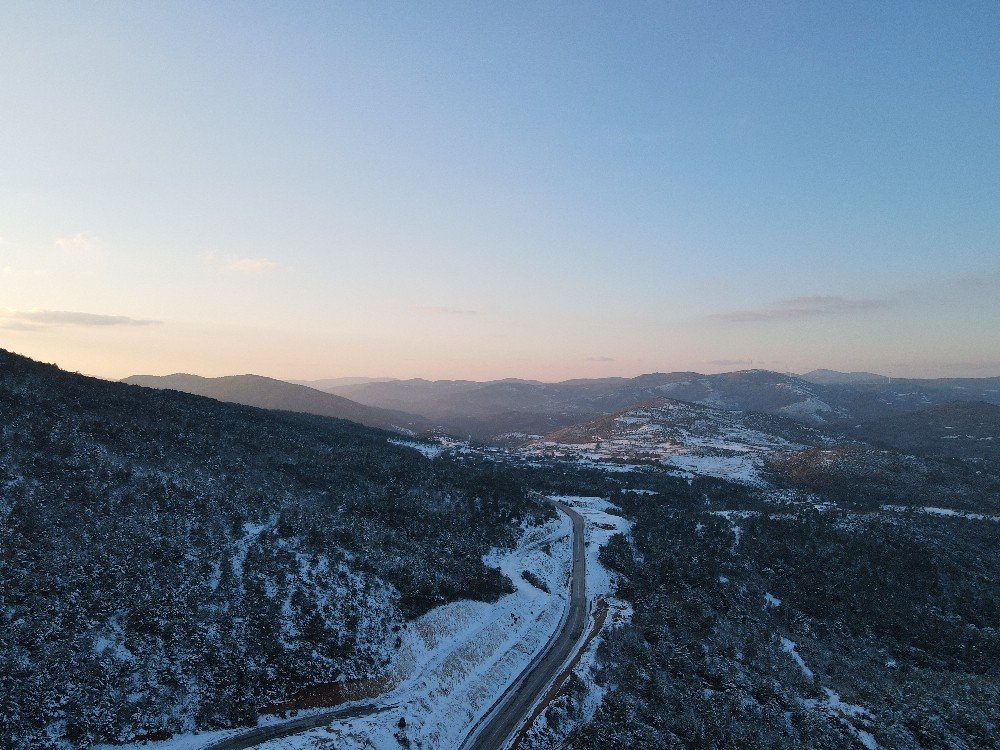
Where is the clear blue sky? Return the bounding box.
[2,2,998,379]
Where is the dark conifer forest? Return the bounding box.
[0,350,547,748]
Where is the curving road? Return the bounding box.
[460,501,588,750]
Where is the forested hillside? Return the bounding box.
[849,401,1000,464]
[122,373,428,433]
[513,468,998,750]
[327,370,1000,442]
[571,483,998,749]
[0,350,547,749]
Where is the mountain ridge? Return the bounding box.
[122,372,429,434]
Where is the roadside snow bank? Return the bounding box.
[551,496,631,603]
[519,496,634,748]
[252,513,574,749]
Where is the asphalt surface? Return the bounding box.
[201,702,382,750]
[460,501,588,750]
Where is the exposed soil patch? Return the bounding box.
[260,674,394,715]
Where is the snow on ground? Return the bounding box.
[663,453,765,485]
[387,438,445,459]
[777,396,837,423]
[881,504,1000,522]
[105,513,574,750]
[517,401,800,485]
[518,496,634,747]
[710,510,756,551]
[779,631,879,748]
[248,514,573,749]
[230,517,277,583]
[780,637,814,680]
[514,442,649,473]
[802,688,879,750]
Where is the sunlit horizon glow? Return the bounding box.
[2,3,998,382]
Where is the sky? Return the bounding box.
[1,1,998,381]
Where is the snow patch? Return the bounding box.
[387,438,444,459]
[780,637,814,680]
[881,505,999,522]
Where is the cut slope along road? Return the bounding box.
[459,500,588,750]
[203,501,587,750]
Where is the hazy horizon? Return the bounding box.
[26,353,999,385]
[3,3,998,381]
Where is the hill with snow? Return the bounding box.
[3,349,546,749]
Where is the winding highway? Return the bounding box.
[459,501,588,750]
[203,500,588,750]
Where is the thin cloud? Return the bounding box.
[225,257,279,274]
[586,356,615,362]
[707,358,752,366]
[0,320,40,331]
[707,295,892,323]
[54,232,98,254]
[1,310,161,328]
[412,306,478,316]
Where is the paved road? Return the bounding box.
[460,501,588,750]
[202,702,382,750]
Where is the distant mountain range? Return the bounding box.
[290,376,398,390]
[122,373,428,433]
[324,369,1000,440]
[798,368,890,385]
[122,368,1000,444]
[322,370,834,439]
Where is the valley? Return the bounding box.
[2,351,997,750]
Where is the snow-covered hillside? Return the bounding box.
[518,399,816,485]
[100,495,640,750]
[102,511,577,750]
